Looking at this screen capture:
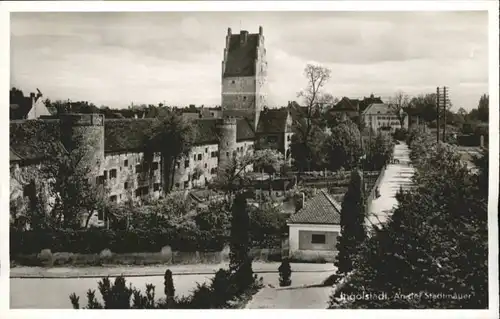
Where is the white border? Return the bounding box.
[1,1,498,318]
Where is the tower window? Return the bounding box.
[231,80,235,84]
[124,159,128,167]
[243,96,247,100]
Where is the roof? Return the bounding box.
[256,108,290,134]
[104,119,153,152]
[223,32,261,77]
[10,117,257,160]
[9,119,67,161]
[359,96,383,112]
[362,103,396,116]
[333,97,360,111]
[288,190,342,225]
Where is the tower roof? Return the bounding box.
[223,31,261,77]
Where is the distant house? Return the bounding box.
[287,190,342,262]
[255,107,294,161]
[362,102,408,132]
[10,89,52,120]
[328,97,361,123]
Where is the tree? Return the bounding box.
[211,149,283,204]
[476,93,489,122]
[407,93,437,124]
[145,109,196,192]
[325,119,363,171]
[366,132,394,171]
[39,140,108,229]
[278,258,292,287]
[229,192,253,291]
[291,64,332,171]
[334,169,367,275]
[329,141,488,309]
[164,269,175,307]
[389,91,410,127]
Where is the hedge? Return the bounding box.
[10,228,227,255]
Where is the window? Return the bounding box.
[184,181,189,188]
[211,168,216,174]
[152,162,159,170]
[175,161,180,169]
[175,183,180,188]
[109,195,117,203]
[193,155,197,161]
[110,169,117,179]
[311,234,326,244]
[97,176,105,185]
[103,170,108,180]
[124,159,128,167]
[204,163,207,168]
[205,148,208,153]
[211,151,217,158]
[153,183,160,191]
[197,154,202,161]
[124,182,129,189]
[287,135,291,141]
[185,160,190,168]
[243,96,247,100]
[231,80,235,84]
[135,164,141,173]
[226,152,229,157]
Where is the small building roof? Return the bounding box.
[333,97,360,111]
[362,103,396,116]
[288,190,342,225]
[256,108,290,134]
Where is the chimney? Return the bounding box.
[30,92,35,100]
[227,27,232,36]
[240,30,248,45]
[259,26,263,35]
[294,192,305,213]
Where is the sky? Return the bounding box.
[10,11,489,111]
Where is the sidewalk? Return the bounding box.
[10,262,335,279]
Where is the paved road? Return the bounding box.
[366,142,414,229]
[10,263,335,309]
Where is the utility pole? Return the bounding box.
[442,86,448,142]
[436,87,440,143]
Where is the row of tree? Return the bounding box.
[328,127,488,309]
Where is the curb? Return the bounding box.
[10,269,335,279]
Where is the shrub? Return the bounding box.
[10,228,227,257]
[278,258,292,287]
[393,128,408,141]
[164,269,175,307]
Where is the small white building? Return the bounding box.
[287,190,342,262]
[362,103,408,133]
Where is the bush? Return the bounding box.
[278,259,292,287]
[10,228,227,256]
[70,267,263,309]
[393,128,408,141]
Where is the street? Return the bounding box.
[10,263,335,309]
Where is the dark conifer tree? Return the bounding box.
[334,169,367,274]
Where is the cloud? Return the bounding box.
[10,11,489,110]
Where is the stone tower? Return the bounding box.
[59,113,105,177]
[216,117,238,175]
[221,26,268,130]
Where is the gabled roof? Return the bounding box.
[288,190,342,225]
[256,108,290,134]
[333,97,360,111]
[360,96,383,112]
[362,103,395,116]
[104,119,153,152]
[223,32,261,77]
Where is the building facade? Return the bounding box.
[9,26,292,226]
[362,102,409,132]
